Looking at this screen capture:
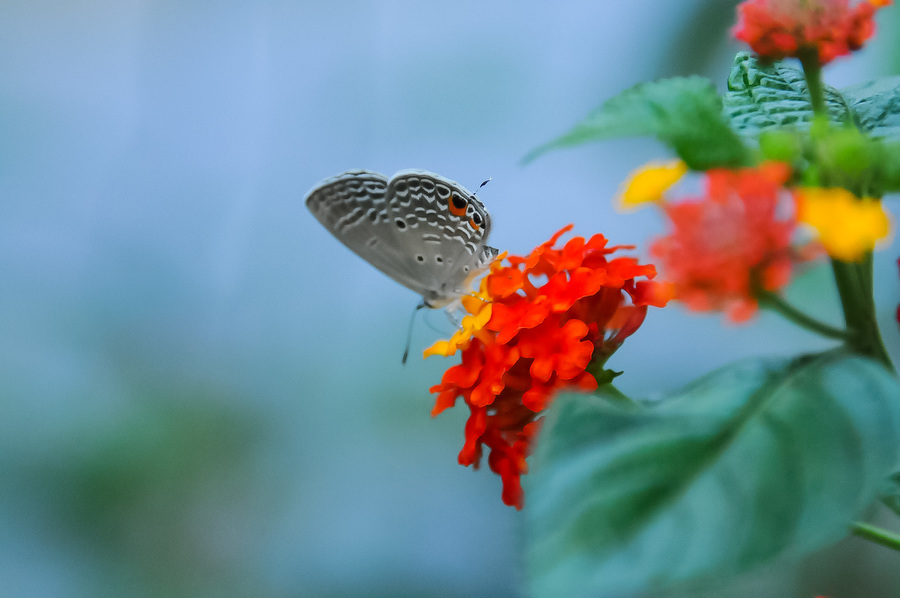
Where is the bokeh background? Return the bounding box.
[2,1,899,596]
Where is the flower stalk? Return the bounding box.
[794,31,894,372]
[798,48,826,116]
[756,288,852,340]
[831,256,894,370]
[852,521,900,552]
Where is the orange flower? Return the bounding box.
[425,226,668,508]
[649,162,813,322]
[732,0,891,65]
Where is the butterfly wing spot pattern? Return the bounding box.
[305,169,498,308]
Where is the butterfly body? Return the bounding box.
[305,169,498,307]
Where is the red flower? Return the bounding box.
[425,226,668,508]
[649,162,813,322]
[732,0,891,65]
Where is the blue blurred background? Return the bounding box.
[1,1,899,596]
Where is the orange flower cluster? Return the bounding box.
[649,163,812,322]
[426,226,669,508]
[732,0,891,65]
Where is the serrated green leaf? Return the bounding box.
[843,76,900,141]
[526,352,900,598]
[525,76,751,170]
[725,52,850,138]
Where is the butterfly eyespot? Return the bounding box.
[421,179,435,193]
[394,181,408,194]
[395,219,407,229]
[471,212,483,226]
[448,194,468,217]
[435,256,443,263]
[416,255,425,262]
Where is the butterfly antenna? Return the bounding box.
[472,177,492,197]
[401,302,428,365]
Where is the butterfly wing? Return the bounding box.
[304,170,430,295]
[305,169,497,307]
[385,170,497,306]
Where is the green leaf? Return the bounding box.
[525,76,751,170]
[526,352,900,597]
[725,52,851,138]
[843,76,900,141]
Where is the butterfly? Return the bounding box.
[305,169,498,308]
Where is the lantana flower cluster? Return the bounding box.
[646,162,808,322]
[619,161,891,322]
[424,226,669,508]
[732,0,891,65]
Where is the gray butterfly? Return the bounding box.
[305,169,498,308]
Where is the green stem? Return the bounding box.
[757,289,852,340]
[795,41,895,372]
[831,257,893,370]
[798,49,826,116]
[852,522,900,552]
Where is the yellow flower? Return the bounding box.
[423,252,506,358]
[615,159,688,210]
[795,187,891,262]
[423,294,492,358]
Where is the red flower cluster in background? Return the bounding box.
[649,162,814,322]
[426,226,669,508]
[732,0,891,64]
